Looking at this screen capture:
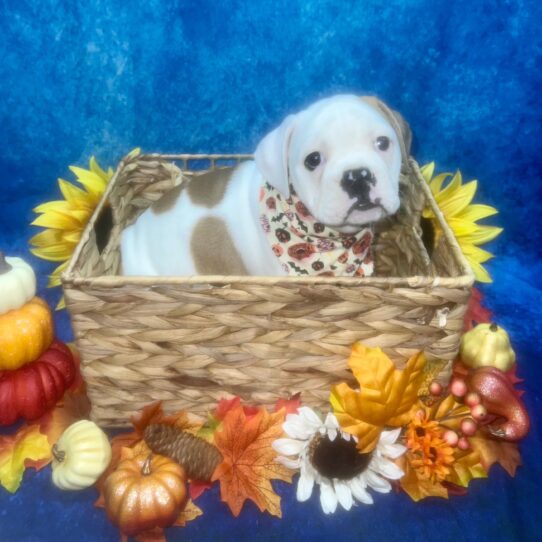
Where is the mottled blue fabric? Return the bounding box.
[0,1,541,540]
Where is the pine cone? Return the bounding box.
[143,424,223,481]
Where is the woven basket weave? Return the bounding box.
[62,152,474,427]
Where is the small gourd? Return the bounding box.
[0,251,36,315]
[0,297,54,371]
[460,322,516,372]
[52,420,112,490]
[104,452,187,536]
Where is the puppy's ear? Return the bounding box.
[255,114,296,197]
[361,96,412,162]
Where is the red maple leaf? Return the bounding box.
[464,288,492,331]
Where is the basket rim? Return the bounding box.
[62,152,475,290]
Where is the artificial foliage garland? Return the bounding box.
[0,291,531,539]
[0,152,527,541]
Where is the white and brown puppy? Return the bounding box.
[121,94,411,276]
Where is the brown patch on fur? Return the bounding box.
[187,168,233,207]
[191,217,248,275]
[151,184,184,214]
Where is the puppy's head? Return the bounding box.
[255,94,411,233]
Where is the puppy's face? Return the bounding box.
[255,95,410,233]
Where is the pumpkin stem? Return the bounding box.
[0,251,12,274]
[52,444,66,463]
[142,454,153,476]
[489,323,498,332]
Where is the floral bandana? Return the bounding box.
[259,182,374,277]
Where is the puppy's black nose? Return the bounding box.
[340,168,376,201]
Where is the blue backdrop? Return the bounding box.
[0,1,541,540]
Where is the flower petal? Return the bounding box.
[420,162,435,182]
[457,203,498,222]
[461,244,494,264]
[30,245,73,262]
[272,438,305,456]
[374,457,404,480]
[334,480,354,511]
[283,415,315,440]
[296,469,315,502]
[467,258,493,283]
[58,178,91,206]
[461,225,503,245]
[438,180,478,218]
[29,229,64,247]
[89,156,110,180]
[429,172,452,196]
[276,456,300,470]
[69,166,107,198]
[365,470,392,493]
[381,443,407,460]
[298,407,324,429]
[379,428,401,446]
[319,481,338,514]
[350,477,373,505]
[434,170,462,207]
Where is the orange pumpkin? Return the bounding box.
[104,453,188,536]
[0,297,54,370]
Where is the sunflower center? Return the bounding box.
[309,434,371,480]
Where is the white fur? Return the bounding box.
[121,94,403,276]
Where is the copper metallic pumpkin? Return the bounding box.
[104,453,188,536]
[0,297,54,371]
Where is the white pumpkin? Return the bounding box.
[0,252,36,315]
[52,420,112,490]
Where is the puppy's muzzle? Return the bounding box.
[340,168,377,209]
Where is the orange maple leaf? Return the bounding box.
[212,405,292,518]
[469,436,521,477]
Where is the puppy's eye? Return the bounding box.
[304,151,321,171]
[375,136,390,151]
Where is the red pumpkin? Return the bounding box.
[0,340,76,425]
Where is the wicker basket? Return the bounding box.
[62,152,474,427]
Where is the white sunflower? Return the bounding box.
[272,407,406,514]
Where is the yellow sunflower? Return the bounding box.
[30,156,115,309]
[421,162,503,283]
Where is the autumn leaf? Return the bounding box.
[447,447,487,488]
[398,455,449,502]
[275,393,302,414]
[174,499,203,526]
[212,405,292,518]
[0,425,51,493]
[469,436,521,476]
[429,395,471,432]
[189,479,213,501]
[215,396,260,421]
[39,387,92,448]
[196,413,222,442]
[464,288,492,331]
[330,345,426,452]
